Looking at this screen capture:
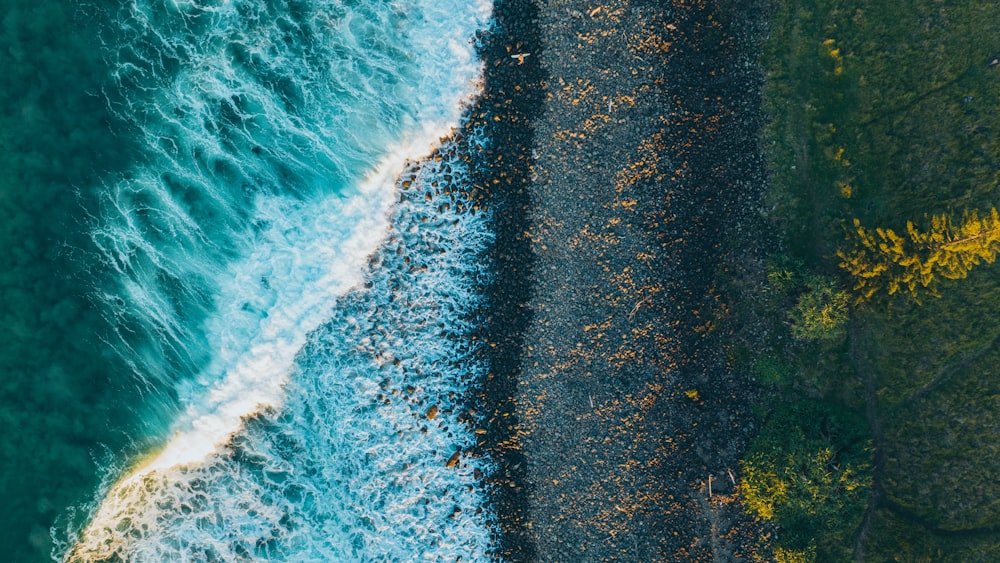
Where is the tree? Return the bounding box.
[741,401,872,561]
[838,208,1000,302]
[788,277,850,341]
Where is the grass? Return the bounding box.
[748,0,1000,559]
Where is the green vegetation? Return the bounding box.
[742,401,871,561]
[788,276,849,341]
[762,255,851,342]
[747,0,1000,559]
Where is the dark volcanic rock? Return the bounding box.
[472,0,771,560]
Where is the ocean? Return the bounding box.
[0,0,497,560]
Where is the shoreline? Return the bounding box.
[468,0,772,560]
[465,0,545,560]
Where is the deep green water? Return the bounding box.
[0,2,150,560]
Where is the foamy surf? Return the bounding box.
[66,144,496,561]
[61,0,496,559]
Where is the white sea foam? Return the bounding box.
[64,0,495,559]
[68,147,496,561]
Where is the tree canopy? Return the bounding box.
[741,401,872,561]
[838,208,1000,302]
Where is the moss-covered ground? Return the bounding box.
[747,0,1000,560]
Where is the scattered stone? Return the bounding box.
[446,450,462,469]
[474,0,770,559]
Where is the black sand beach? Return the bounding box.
[469,0,771,560]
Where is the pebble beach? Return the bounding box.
[469,0,773,560]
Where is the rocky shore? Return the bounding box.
[469,0,772,560]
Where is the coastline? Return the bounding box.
[469,0,771,560]
[466,0,545,560]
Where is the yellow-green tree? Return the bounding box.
[838,208,1000,302]
[789,277,850,341]
[741,401,871,560]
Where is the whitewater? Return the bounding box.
[59,0,497,560]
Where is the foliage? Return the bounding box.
[766,255,806,292]
[757,0,1000,557]
[774,546,816,563]
[788,277,849,341]
[741,401,872,560]
[753,354,793,386]
[764,255,849,342]
[839,208,1000,302]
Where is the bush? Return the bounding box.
[741,401,872,560]
[788,278,849,341]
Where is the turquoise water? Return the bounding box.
[0,0,495,560]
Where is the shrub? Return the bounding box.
[788,278,849,341]
[741,401,872,560]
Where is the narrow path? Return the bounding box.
[900,330,1000,408]
[849,315,883,562]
